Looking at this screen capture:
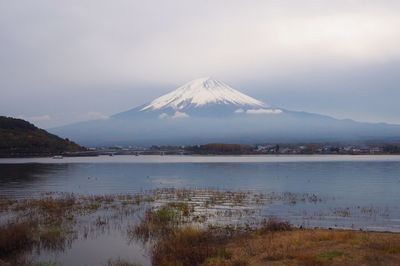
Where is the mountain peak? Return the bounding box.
[141,77,267,111]
[187,76,222,89]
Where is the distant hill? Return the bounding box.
[0,116,85,157]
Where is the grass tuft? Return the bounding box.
[259,218,292,232]
[0,220,36,259]
[107,258,141,266]
[129,202,193,241]
[315,250,345,261]
[152,226,230,266]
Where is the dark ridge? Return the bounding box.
[0,116,85,157]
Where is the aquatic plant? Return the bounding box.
[259,217,292,232]
[129,202,194,242]
[151,226,231,266]
[0,220,36,259]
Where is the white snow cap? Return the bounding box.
[141,77,267,111]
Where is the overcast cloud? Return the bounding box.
[1,0,400,128]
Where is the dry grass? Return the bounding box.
[152,226,231,266]
[141,213,400,266]
[13,195,76,213]
[130,202,237,265]
[0,219,75,265]
[0,193,146,265]
[38,226,74,251]
[259,217,292,232]
[221,228,400,265]
[0,221,36,259]
[144,215,293,266]
[129,202,194,242]
[107,258,141,266]
[127,198,400,266]
[2,191,400,266]
[0,197,16,212]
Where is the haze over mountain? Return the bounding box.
[51,78,400,146]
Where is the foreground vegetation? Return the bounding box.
[0,190,399,265]
[225,227,400,265]
[129,202,400,266]
[141,223,400,266]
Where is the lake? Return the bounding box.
[1,155,400,265]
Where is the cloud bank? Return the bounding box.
[1,0,400,127]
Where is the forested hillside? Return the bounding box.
[0,116,84,157]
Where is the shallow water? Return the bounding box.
[1,155,400,265]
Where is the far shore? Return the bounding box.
[2,153,400,164]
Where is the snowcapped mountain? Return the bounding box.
[51,78,400,146]
[142,77,266,110]
[114,77,282,119]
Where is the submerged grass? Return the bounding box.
[0,220,36,259]
[106,258,141,266]
[129,202,194,242]
[259,217,292,232]
[128,199,400,266]
[0,192,150,265]
[315,250,345,261]
[34,262,62,266]
[1,189,400,265]
[152,226,232,266]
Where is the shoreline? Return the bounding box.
[2,154,400,164]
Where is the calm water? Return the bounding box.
[1,155,400,265]
[1,155,400,202]
[1,155,400,227]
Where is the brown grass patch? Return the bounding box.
[223,229,400,265]
[152,226,231,266]
[107,258,141,266]
[259,217,292,232]
[0,220,36,260]
[129,202,194,242]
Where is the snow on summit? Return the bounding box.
[141,77,267,111]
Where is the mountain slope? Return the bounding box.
[0,116,85,157]
[113,77,281,119]
[51,78,400,146]
[141,77,266,110]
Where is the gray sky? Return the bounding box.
[1,0,400,128]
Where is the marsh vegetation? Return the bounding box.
[0,189,399,265]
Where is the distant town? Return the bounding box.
[3,115,400,158]
[68,142,400,156]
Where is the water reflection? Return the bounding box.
[1,161,400,205]
[0,164,71,198]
